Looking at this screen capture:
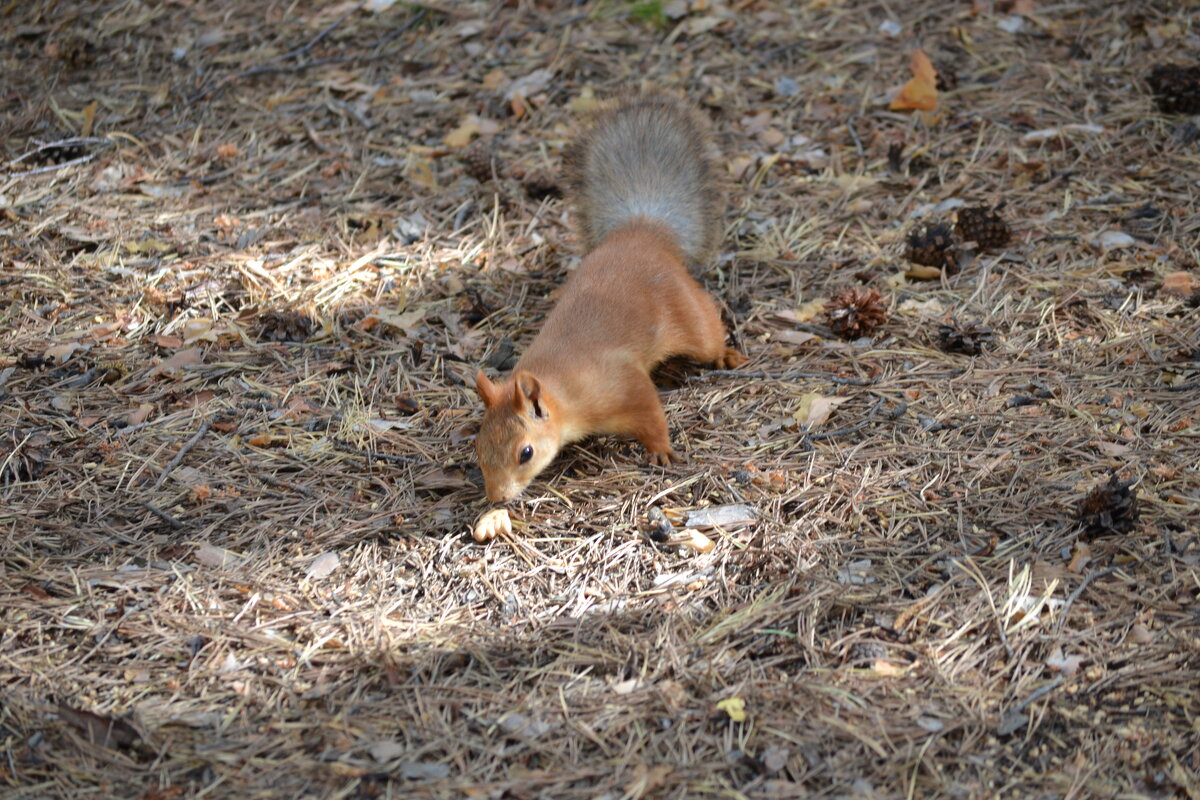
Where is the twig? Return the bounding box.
[807,397,886,441]
[151,419,211,490]
[143,503,185,529]
[1054,565,1119,635]
[330,438,420,465]
[846,115,865,157]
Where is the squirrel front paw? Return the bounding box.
[473,508,512,542]
[648,448,679,467]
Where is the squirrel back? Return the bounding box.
[563,94,724,268]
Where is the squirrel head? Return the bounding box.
[474,369,561,503]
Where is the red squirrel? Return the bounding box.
[474,94,746,504]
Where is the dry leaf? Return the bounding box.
[182,318,217,343]
[1067,542,1092,573]
[793,393,850,430]
[195,543,243,569]
[128,403,154,426]
[444,117,481,148]
[305,551,340,579]
[772,329,818,346]
[1045,647,1084,677]
[151,348,203,377]
[569,86,598,114]
[154,334,184,349]
[904,264,944,280]
[1161,271,1198,299]
[679,528,714,553]
[890,51,939,111]
[1129,623,1154,644]
[792,298,827,323]
[57,704,139,750]
[716,697,746,722]
[44,343,80,364]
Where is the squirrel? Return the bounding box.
[473,94,746,505]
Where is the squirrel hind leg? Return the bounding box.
[715,347,747,369]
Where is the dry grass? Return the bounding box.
[2,1,1198,798]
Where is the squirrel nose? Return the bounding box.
[487,484,515,503]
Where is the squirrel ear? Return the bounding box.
[475,370,500,408]
[514,371,545,419]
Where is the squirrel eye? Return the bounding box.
[519,445,534,464]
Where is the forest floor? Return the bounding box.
[2,1,1198,798]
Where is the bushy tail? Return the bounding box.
[563,94,724,269]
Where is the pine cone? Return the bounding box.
[954,206,1010,250]
[460,143,496,182]
[1078,472,1140,537]
[1147,64,1200,115]
[258,309,314,342]
[905,222,957,272]
[0,430,51,484]
[826,288,888,339]
[936,319,994,355]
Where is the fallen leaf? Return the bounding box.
[56,704,139,750]
[497,711,554,740]
[182,318,217,343]
[792,393,850,430]
[153,334,185,349]
[503,68,553,103]
[1161,271,1198,298]
[1045,647,1084,677]
[890,51,938,112]
[685,504,757,530]
[415,467,470,491]
[398,761,451,780]
[44,343,80,364]
[1067,542,1092,573]
[772,330,818,346]
[792,298,827,323]
[151,348,203,377]
[568,86,598,114]
[128,403,154,426]
[305,551,340,580]
[897,297,946,315]
[905,264,944,280]
[444,117,481,148]
[761,745,789,773]
[716,697,746,722]
[680,528,714,553]
[624,763,673,799]
[1129,623,1153,644]
[195,543,243,569]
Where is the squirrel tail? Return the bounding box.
[563,93,724,269]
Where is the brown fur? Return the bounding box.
[475,96,744,504]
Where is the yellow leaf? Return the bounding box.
[81,100,97,137]
[569,86,599,114]
[792,393,850,430]
[890,50,939,112]
[793,298,827,323]
[716,697,746,722]
[182,317,217,343]
[444,118,480,149]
